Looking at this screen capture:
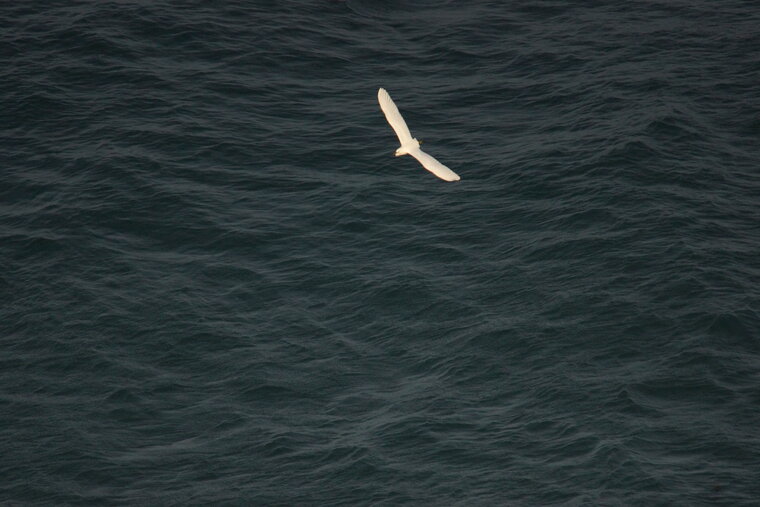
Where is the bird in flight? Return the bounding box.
[377,88,460,182]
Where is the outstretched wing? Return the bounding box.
[408,147,460,181]
[378,88,413,145]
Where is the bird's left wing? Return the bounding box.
[378,88,414,145]
[408,147,460,181]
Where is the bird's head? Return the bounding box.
[395,138,420,156]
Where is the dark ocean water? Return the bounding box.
[2,1,760,504]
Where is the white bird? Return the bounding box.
[377,88,460,182]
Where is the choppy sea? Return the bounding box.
[2,1,760,504]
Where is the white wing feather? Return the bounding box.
[408,147,461,181]
[378,88,413,145]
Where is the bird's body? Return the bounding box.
[377,88,460,182]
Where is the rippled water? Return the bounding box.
[2,1,759,504]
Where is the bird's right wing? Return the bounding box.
[378,88,414,145]
[408,147,460,181]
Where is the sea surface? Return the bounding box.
[2,1,760,505]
